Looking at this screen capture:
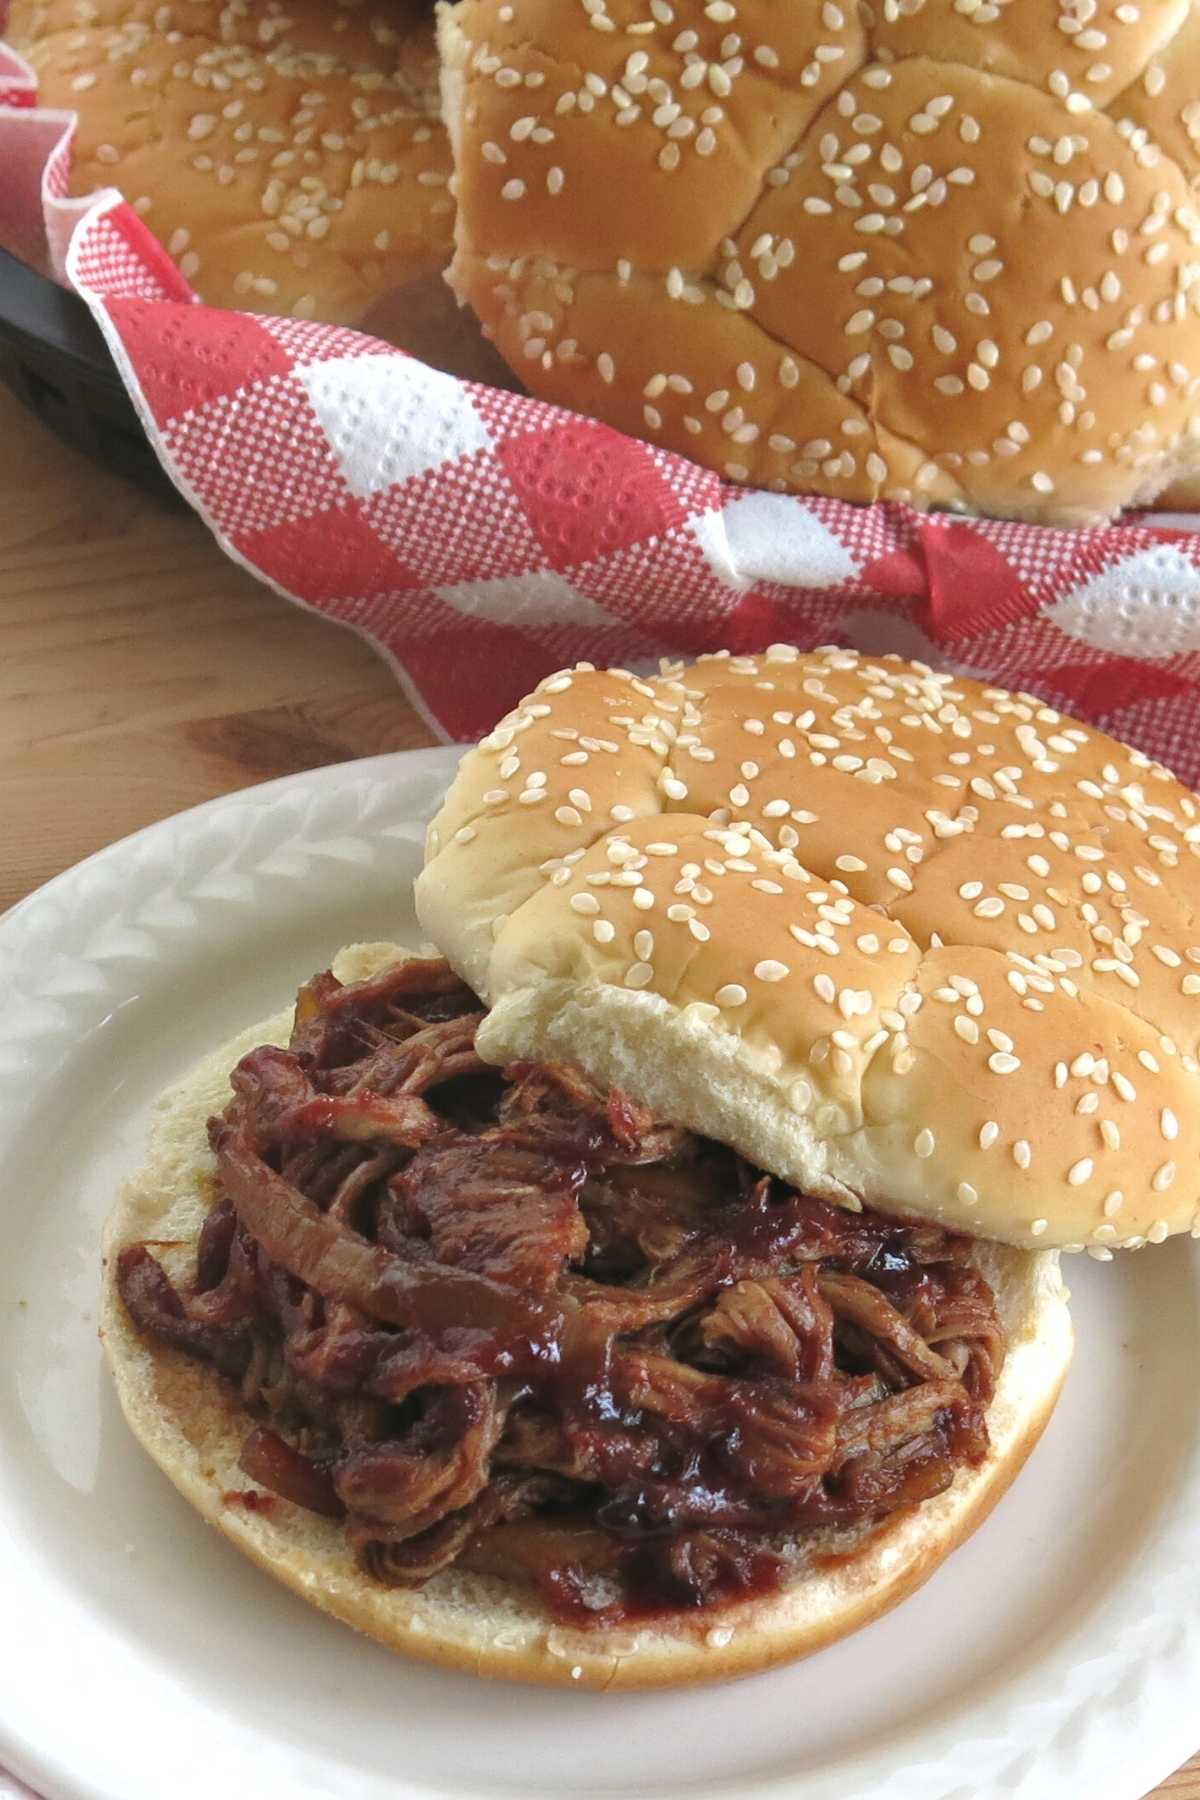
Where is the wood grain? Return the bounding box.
[0,387,434,914]
[1,384,1197,1798]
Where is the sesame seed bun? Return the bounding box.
[438,0,1200,524]
[10,0,454,327]
[416,646,1200,1253]
[103,939,1072,1688]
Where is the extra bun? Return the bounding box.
[417,647,1200,1253]
[439,0,1200,524]
[104,939,1072,1688]
[11,0,454,326]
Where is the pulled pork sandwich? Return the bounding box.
[106,647,1200,1686]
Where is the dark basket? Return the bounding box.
[0,244,185,509]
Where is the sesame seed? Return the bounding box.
[988,1052,1021,1075]
[570,892,600,915]
[914,1128,936,1158]
[980,1121,1000,1149]
[1030,1219,1048,1237]
[754,960,789,983]
[957,1182,978,1206]
[715,983,748,1007]
[1067,1157,1094,1186]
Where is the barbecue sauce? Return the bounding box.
[118,957,1004,1631]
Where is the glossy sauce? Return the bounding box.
[121,958,1001,1631]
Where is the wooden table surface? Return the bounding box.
[1,384,1196,1796]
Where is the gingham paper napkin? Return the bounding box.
[4,42,1200,776]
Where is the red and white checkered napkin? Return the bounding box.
[5,61,1200,771]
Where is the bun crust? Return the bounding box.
[439,0,1200,523]
[417,647,1200,1252]
[103,940,1072,1689]
[11,0,454,325]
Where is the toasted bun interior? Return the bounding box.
[103,940,1072,1689]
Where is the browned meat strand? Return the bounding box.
[395,1138,590,1289]
[116,956,1007,1627]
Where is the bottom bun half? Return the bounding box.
[102,942,1074,1690]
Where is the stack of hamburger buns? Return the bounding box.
[9,0,1200,521]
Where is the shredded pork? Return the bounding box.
[117,958,1005,1625]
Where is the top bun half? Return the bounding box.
[416,647,1200,1254]
[438,0,1200,523]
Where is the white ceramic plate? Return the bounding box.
[1,749,1198,1800]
